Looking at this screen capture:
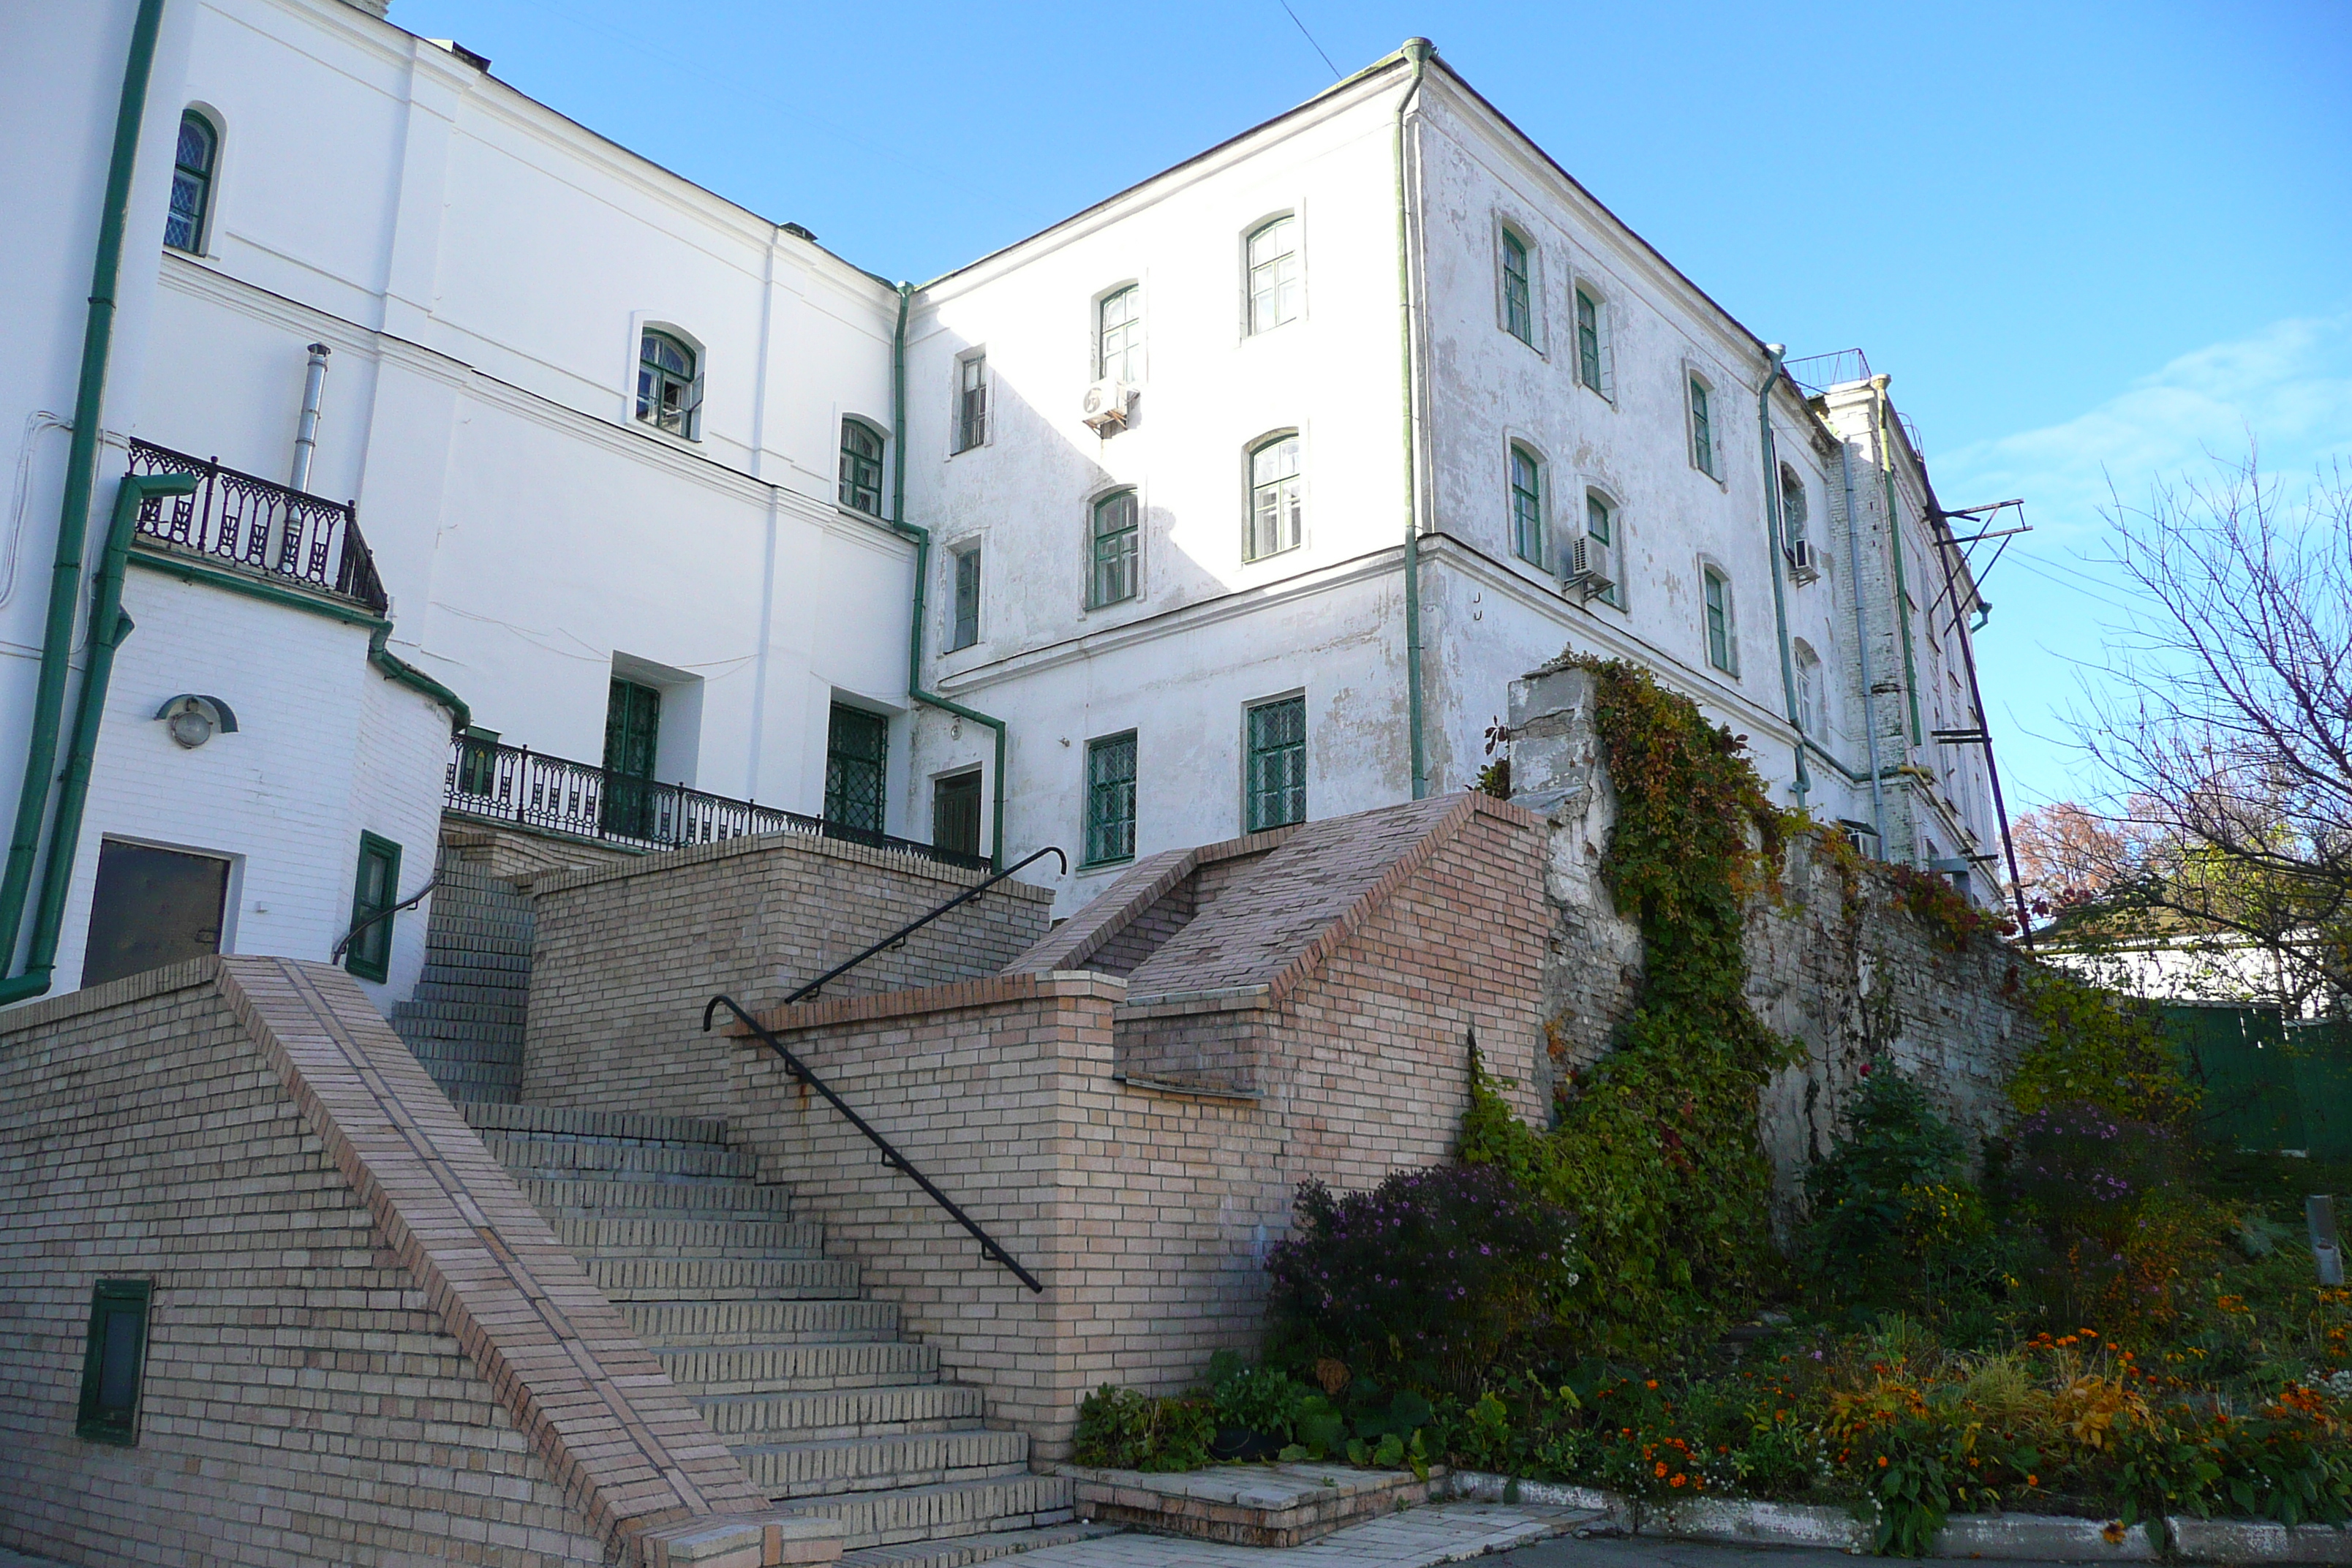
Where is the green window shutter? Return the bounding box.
[824,705,889,836]
[344,832,403,983]
[1245,696,1307,832]
[1084,733,1137,866]
[77,1279,152,1446]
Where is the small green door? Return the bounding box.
[602,678,661,837]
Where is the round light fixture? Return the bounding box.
[156,694,238,750]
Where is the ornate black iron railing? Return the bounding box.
[126,439,388,614]
[442,734,992,870]
[704,994,1044,1293]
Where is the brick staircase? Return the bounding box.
[391,840,534,1104]
[460,1101,1101,1567]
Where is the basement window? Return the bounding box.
[1084,732,1137,867]
[77,1280,152,1447]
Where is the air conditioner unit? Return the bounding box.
[1786,538,1820,582]
[1566,535,1616,600]
[1080,380,1133,432]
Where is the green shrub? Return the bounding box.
[1071,1384,1214,1472]
[1803,1064,1998,1313]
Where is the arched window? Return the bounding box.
[839,418,884,513]
[1794,640,1823,736]
[1702,563,1738,675]
[637,330,699,439]
[165,111,217,253]
[1246,433,1301,560]
[1090,489,1139,607]
[1246,216,1300,333]
[1780,463,1809,546]
[1508,445,1544,567]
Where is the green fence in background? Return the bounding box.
[2159,1004,2352,1160]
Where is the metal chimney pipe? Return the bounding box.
[290,342,331,492]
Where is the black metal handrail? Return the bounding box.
[330,876,439,963]
[782,845,1067,1005]
[442,734,993,871]
[126,439,388,614]
[703,993,1044,1293]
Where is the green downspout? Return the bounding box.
[1754,344,1809,808]
[1871,374,1923,747]
[889,284,1009,869]
[369,626,471,734]
[0,0,169,991]
[1395,39,1433,799]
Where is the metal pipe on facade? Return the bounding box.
[1754,345,1809,808]
[1394,38,1433,799]
[0,0,169,989]
[1921,509,2035,946]
[1871,374,1924,750]
[1838,442,1888,853]
[289,342,331,493]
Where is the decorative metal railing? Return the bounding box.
[126,439,388,614]
[443,734,992,870]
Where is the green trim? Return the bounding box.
[1396,39,1433,800]
[343,831,402,983]
[128,546,388,628]
[367,627,470,734]
[76,1278,151,1446]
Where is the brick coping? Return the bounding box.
[525,821,1056,900]
[0,952,223,1036]
[734,969,1125,1036]
[1004,825,1301,976]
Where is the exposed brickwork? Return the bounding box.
[524,831,1053,1120]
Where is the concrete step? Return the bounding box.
[588,1255,859,1301]
[628,1298,897,1347]
[463,1101,730,1147]
[518,1177,794,1218]
[478,1133,756,1180]
[697,1383,984,1441]
[785,1474,1077,1552]
[733,1429,1028,1501]
[550,1215,823,1258]
[834,1522,1122,1568]
[654,1340,938,1396]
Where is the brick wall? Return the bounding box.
[523,831,1054,1120]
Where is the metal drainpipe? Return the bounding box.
[889,283,1010,869]
[1839,442,1888,852]
[0,0,169,986]
[1754,345,1809,808]
[1395,39,1433,799]
[1871,374,1924,750]
[289,342,331,492]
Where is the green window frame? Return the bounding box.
[344,832,402,984]
[1509,445,1544,566]
[600,677,663,838]
[1780,464,1809,546]
[1084,731,1137,867]
[1090,489,1139,607]
[1585,492,1621,607]
[454,725,502,798]
[955,354,988,452]
[1247,216,1300,333]
[825,704,889,835]
[1795,644,1821,736]
[1097,285,1141,382]
[1246,434,1302,560]
[1575,287,1603,391]
[165,112,215,254]
[638,330,699,439]
[949,545,981,651]
[839,418,884,514]
[1703,565,1738,675]
[1245,696,1306,832]
[1501,228,1534,345]
[77,1279,151,1446]
[1689,375,1715,475]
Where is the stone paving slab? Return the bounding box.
[979,1501,1594,1567]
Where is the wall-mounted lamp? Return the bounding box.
[156,693,238,750]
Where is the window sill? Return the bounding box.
[1079,856,1134,873]
[633,420,704,451]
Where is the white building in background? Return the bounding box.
[0,1,2005,1010]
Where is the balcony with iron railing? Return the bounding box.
[126,439,388,614]
[444,734,992,872]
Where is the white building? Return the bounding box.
[0,1,2006,1008]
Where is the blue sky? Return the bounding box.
[392,0,2352,815]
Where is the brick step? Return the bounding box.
[396,1014,526,1044]
[393,998,527,1027]
[834,1521,1121,1568]
[784,1474,1077,1552]
[654,1340,938,1396]
[587,1255,859,1301]
[517,1177,794,1217]
[478,1134,756,1179]
[420,948,530,974]
[427,937,532,962]
[407,979,531,1007]
[733,1429,1028,1500]
[410,1059,522,1094]
[696,1383,984,1441]
[399,1034,523,1066]
[550,1215,824,1258]
[464,1102,730,1147]
[628,1298,897,1346]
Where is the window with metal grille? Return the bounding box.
[825,705,889,834]
[1090,490,1139,606]
[949,545,981,650]
[954,355,988,452]
[1509,445,1543,566]
[1689,375,1715,476]
[77,1280,151,1447]
[839,419,884,514]
[1703,565,1738,675]
[1575,287,1604,393]
[638,331,699,439]
[1097,286,1141,382]
[1246,434,1301,560]
[1247,216,1300,333]
[165,112,216,254]
[344,832,402,984]
[1501,228,1534,345]
[601,677,662,837]
[1084,732,1137,866]
[1245,696,1306,832]
[932,771,983,862]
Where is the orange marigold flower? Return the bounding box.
[2027,1474,2039,1486]
[1646,1380,1659,1390]
[1878,1455,1890,1468]
[1655,1462,1668,1478]
[1670,1474,1688,1488]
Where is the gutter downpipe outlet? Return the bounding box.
[891,284,1009,869]
[0,0,169,984]
[1396,39,1433,799]
[1839,442,1888,854]
[289,342,331,493]
[1755,345,1809,809]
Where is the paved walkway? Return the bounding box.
[997,1503,1596,1567]
[1488,1535,2084,1568]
